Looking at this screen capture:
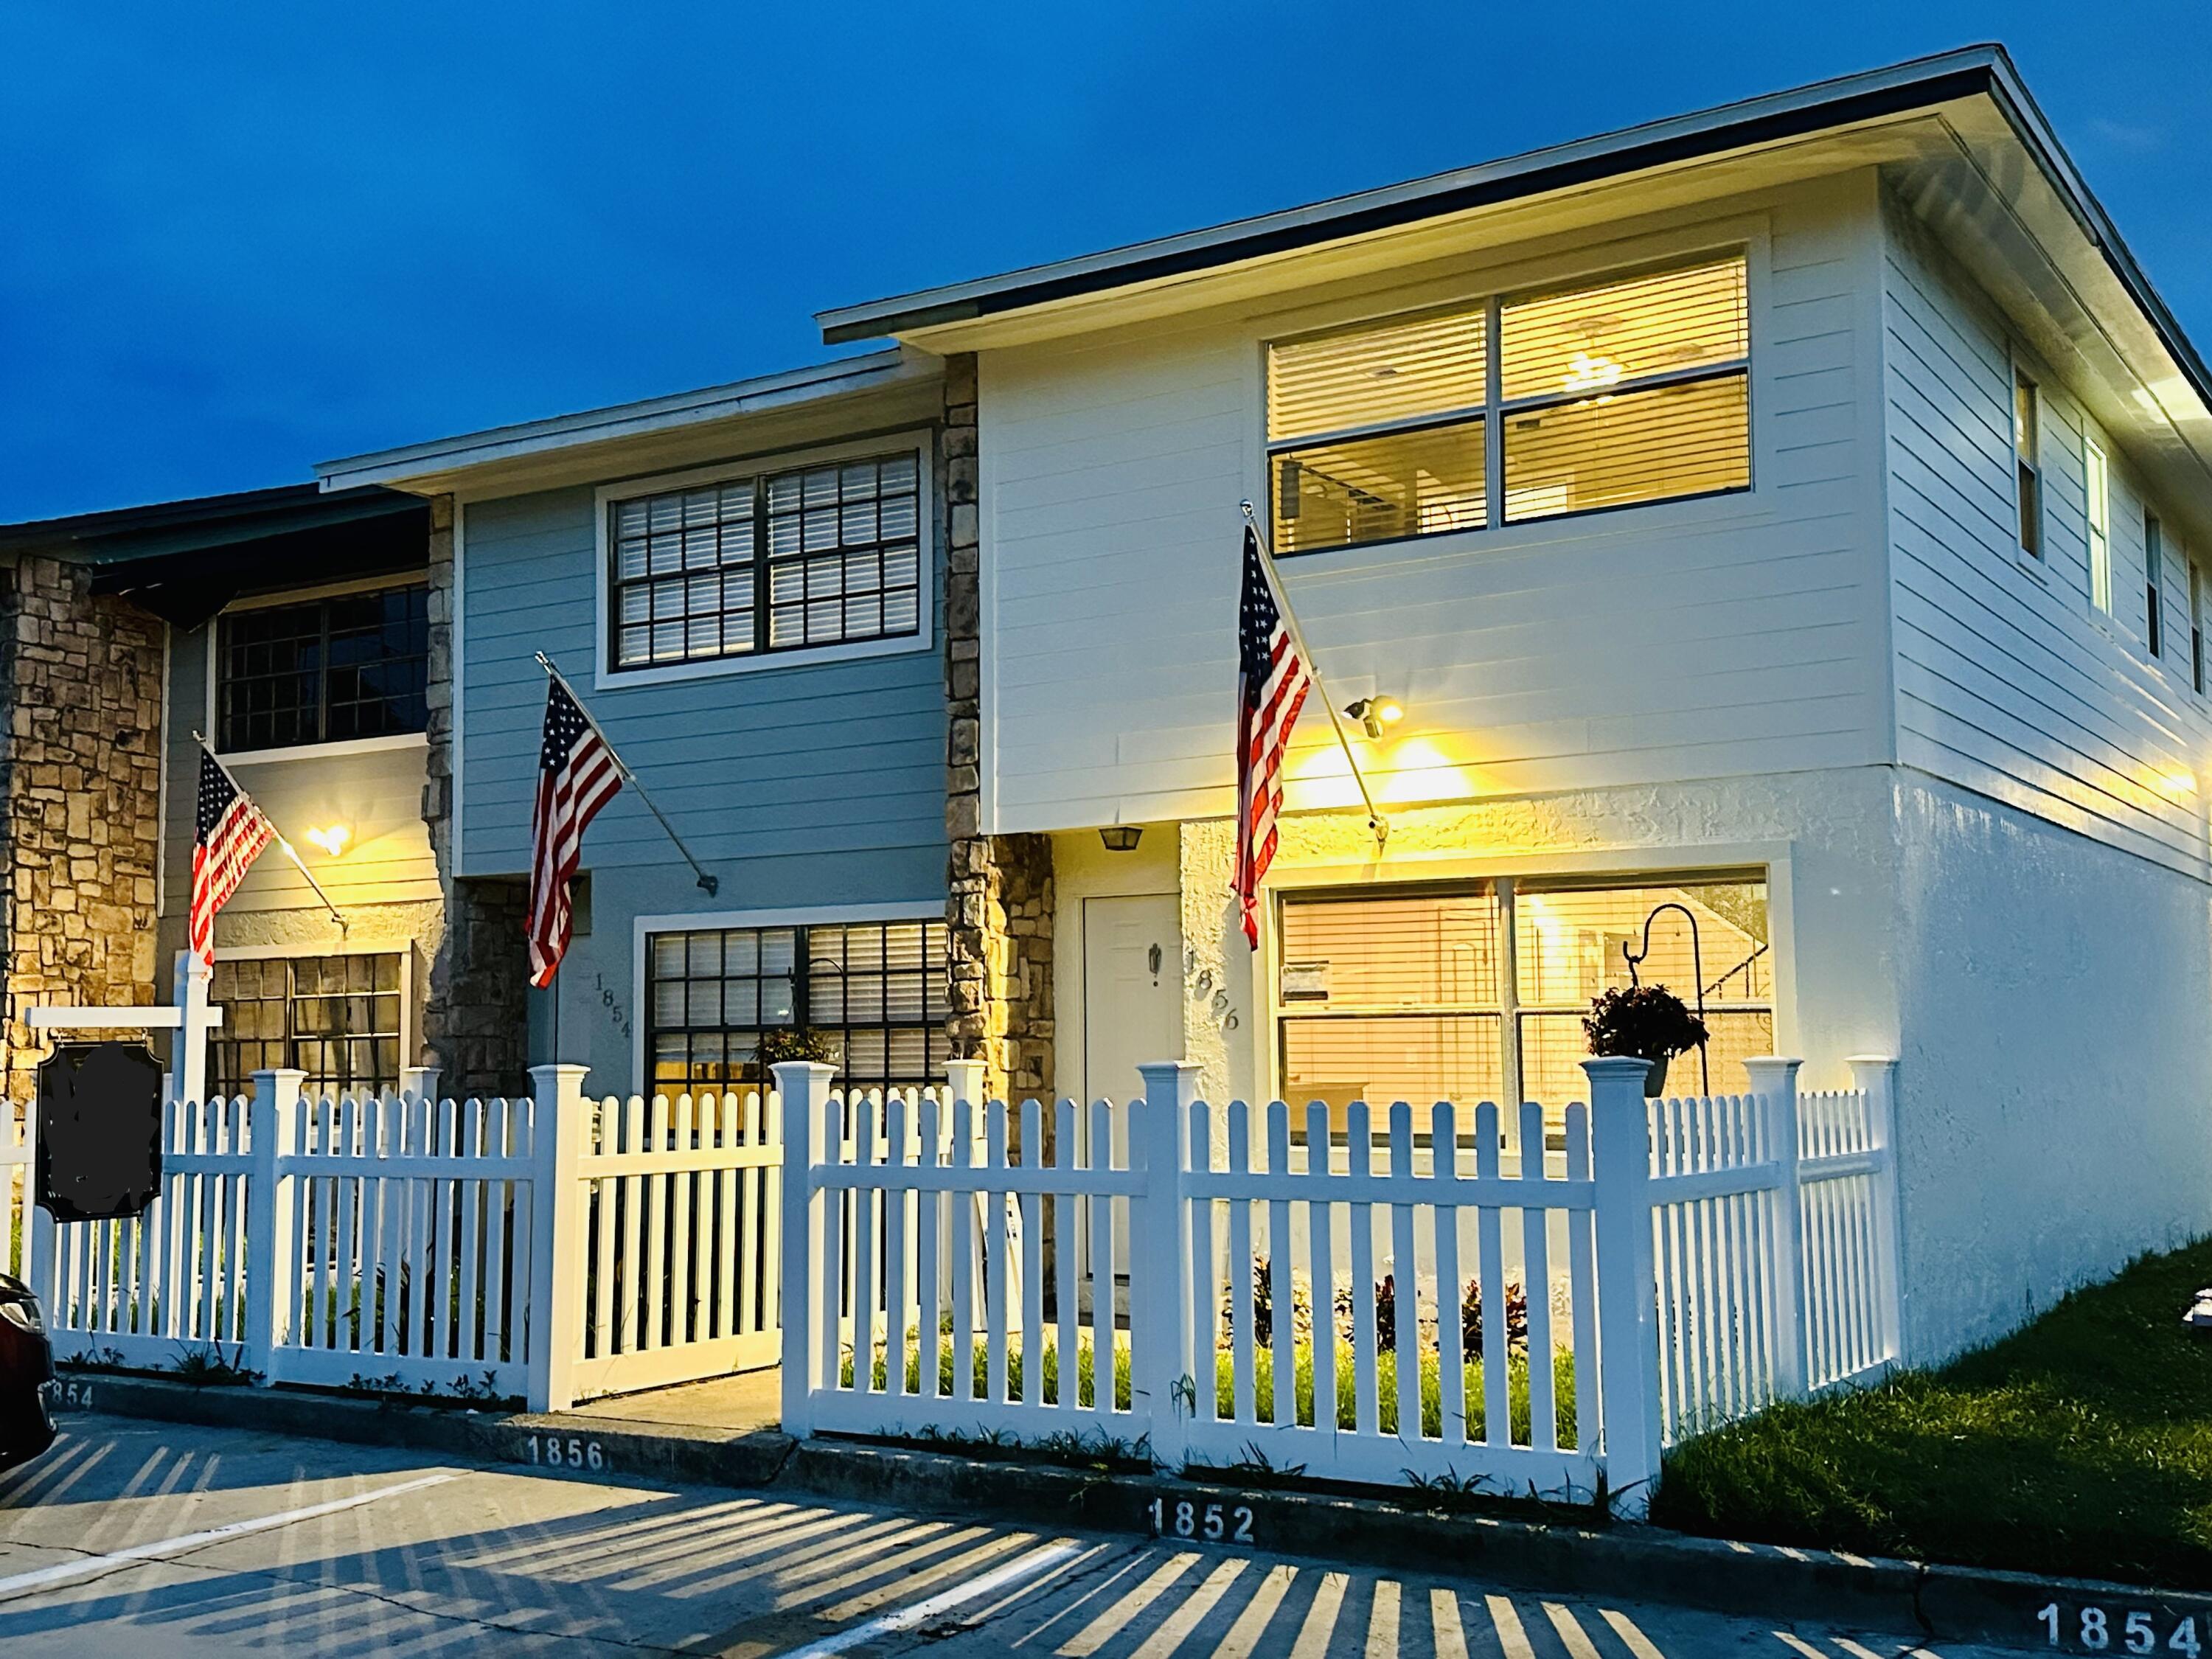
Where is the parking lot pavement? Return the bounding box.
[0,1416,2041,1658]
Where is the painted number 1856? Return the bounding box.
[1147,1496,1254,1544]
[2039,1604,2201,1654]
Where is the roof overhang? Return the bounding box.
[814,44,2212,521]
[317,347,943,500]
[0,484,430,629]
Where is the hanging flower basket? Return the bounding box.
[1583,984,1708,1098]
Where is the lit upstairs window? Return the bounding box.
[1266,254,1750,555]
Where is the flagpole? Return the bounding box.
[534,653,721,897]
[192,734,349,930]
[1239,502,1389,849]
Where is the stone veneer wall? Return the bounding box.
[941,354,1055,1106]
[417,496,532,1099]
[0,554,164,1103]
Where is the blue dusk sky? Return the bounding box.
[4,3,2208,521]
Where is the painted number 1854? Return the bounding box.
[2039,1604,2200,1654]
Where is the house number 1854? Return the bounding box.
[2039,1604,2200,1654]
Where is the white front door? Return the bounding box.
[1082,893,1183,1105]
[1081,892,1182,1317]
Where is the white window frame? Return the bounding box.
[2085,435,2112,613]
[628,899,946,1086]
[203,573,434,765]
[2013,366,2044,563]
[2146,509,2166,658]
[1262,243,1756,557]
[593,431,936,692]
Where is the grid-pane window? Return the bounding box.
[1276,877,1770,1141]
[209,953,403,1099]
[611,451,922,671]
[647,918,949,1096]
[1267,254,1750,555]
[216,587,429,753]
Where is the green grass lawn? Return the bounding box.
[1652,1237,2212,1588]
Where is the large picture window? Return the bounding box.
[1267,255,1750,555]
[209,953,405,1099]
[215,585,430,753]
[609,451,922,672]
[1277,875,1771,1141]
[647,918,950,1096]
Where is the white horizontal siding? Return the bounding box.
[979,175,1892,833]
[1882,197,2212,880]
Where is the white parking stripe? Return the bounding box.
[0,1472,456,1599]
[1774,1636,1829,1659]
[779,1539,1082,1659]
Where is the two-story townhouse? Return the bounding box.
[0,483,440,1100]
[810,46,2212,1365]
[317,352,973,1106]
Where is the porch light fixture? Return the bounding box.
[1099,825,1143,852]
[1344,697,1403,740]
[304,824,350,858]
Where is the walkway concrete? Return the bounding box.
[570,1368,781,1433]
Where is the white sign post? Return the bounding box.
[27,950,226,1105]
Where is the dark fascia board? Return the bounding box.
[0,482,425,566]
[814,46,2211,421]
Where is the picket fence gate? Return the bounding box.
[780,1054,1903,1512]
[13,1064,794,1413]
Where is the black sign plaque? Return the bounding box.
[36,1042,164,1223]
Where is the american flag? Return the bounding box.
[1233,526,1311,949]
[528,677,622,987]
[190,747,276,965]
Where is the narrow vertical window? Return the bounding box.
[2085,437,2111,612]
[2014,370,2042,559]
[2191,554,2205,694]
[2146,512,2166,657]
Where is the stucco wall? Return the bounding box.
[1891,769,2212,1359]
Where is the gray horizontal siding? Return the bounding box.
[457,479,948,902]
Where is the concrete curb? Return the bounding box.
[57,1371,2212,1649]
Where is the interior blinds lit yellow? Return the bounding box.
[1267,305,1487,441]
[1500,257,1747,403]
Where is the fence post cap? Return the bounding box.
[248,1067,307,1102]
[1741,1055,1804,1086]
[1844,1054,1899,1073]
[769,1061,837,1106]
[1133,1059,1203,1101]
[526,1062,591,1102]
[1579,1055,1657,1081]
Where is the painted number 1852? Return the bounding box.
[2039,1604,2201,1654]
[1147,1496,1253,1545]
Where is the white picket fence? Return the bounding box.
[15,1064,792,1411]
[780,1054,1903,1512]
[24,1070,546,1397]
[566,1087,784,1402]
